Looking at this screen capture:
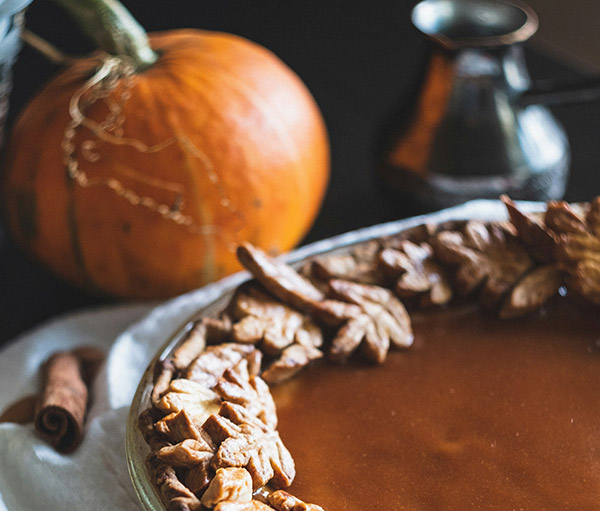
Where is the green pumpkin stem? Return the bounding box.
[51,0,158,70]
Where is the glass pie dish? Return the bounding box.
[124,200,548,511]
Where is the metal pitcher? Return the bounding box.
[376,0,600,211]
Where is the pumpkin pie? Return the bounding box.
[137,196,600,510]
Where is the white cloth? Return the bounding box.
[0,200,540,511]
[0,272,249,511]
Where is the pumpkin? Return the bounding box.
[2,0,329,299]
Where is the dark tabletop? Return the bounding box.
[2,0,600,346]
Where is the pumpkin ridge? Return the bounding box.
[65,166,98,292]
[6,105,60,244]
[179,137,218,283]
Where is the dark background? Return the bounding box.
[2,0,600,345]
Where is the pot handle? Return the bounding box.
[519,75,600,107]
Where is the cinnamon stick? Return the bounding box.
[33,347,104,453]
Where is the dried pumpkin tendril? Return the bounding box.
[61,54,246,248]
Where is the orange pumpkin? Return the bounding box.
[2,1,329,299]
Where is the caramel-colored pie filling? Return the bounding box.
[274,302,600,510]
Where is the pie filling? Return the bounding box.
[274,301,600,510]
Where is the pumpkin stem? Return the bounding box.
[50,0,158,70]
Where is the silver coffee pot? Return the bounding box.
[376,0,600,211]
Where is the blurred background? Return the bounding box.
[2,0,600,342]
[526,0,600,73]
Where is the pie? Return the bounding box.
[136,196,600,510]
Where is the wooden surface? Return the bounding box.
[2,0,600,346]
